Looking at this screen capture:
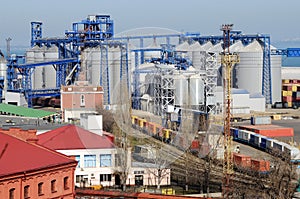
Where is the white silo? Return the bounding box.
[229,40,244,52]
[44,45,58,88]
[202,41,213,51]
[33,45,44,89]
[174,73,188,106]
[109,46,121,105]
[270,45,282,103]
[189,74,205,106]
[236,40,281,104]
[91,47,101,86]
[236,40,263,97]
[188,42,206,70]
[82,47,93,83]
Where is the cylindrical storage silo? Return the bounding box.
[189,74,205,105]
[236,40,263,95]
[82,47,93,83]
[44,45,58,88]
[174,74,188,106]
[91,47,101,86]
[109,46,121,105]
[189,42,206,70]
[33,45,44,89]
[270,46,282,103]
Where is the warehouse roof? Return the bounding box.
[0,103,56,118]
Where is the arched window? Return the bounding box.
[80,94,85,107]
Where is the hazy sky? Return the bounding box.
[0,0,299,46]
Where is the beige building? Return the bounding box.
[61,81,104,122]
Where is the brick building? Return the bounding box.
[0,128,77,199]
[60,81,104,122]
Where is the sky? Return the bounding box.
[0,0,300,47]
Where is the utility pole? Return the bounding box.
[221,24,239,199]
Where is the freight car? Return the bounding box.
[131,115,208,156]
[231,127,300,163]
[233,153,271,174]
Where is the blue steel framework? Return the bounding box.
[125,31,275,110]
[6,15,300,107]
[6,15,120,107]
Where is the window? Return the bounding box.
[100,154,112,167]
[51,180,56,193]
[76,175,88,183]
[80,94,85,107]
[38,182,43,196]
[75,155,80,168]
[64,177,69,190]
[115,154,121,167]
[9,188,15,199]
[24,185,29,198]
[84,155,96,167]
[100,174,112,182]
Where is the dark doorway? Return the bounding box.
[135,175,143,186]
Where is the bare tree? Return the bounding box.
[145,143,171,190]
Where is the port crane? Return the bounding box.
[221,24,240,198]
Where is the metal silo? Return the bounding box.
[109,46,121,105]
[82,47,93,83]
[189,42,206,70]
[270,45,282,103]
[236,40,263,95]
[44,45,58,88]
[202,41,213,51]
[174,73,188,106]
[189,74,205,105]
[33,45,44,89]
[91,47,101,86]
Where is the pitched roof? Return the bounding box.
[0,133,76,177]
[0,103,55,118]
[37,125,114,150]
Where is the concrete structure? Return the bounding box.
[80,113,103,136]
[60,81,104,122]
[0,128,77,199]
[4,92,27,106]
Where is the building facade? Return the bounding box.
[0,128,77,199]
[61,81,104,122]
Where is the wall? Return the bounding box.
[0,165,75,199]
[58,148,117,187]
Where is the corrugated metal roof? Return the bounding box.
[0,103,56,118]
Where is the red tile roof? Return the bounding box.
[0,133,76,177]
[37,125,114,150]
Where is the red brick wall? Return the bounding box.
[0,165,76,199]
[0,128,38,143]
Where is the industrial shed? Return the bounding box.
[0,103,57,119]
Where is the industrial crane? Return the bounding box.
[221,24,240,198]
